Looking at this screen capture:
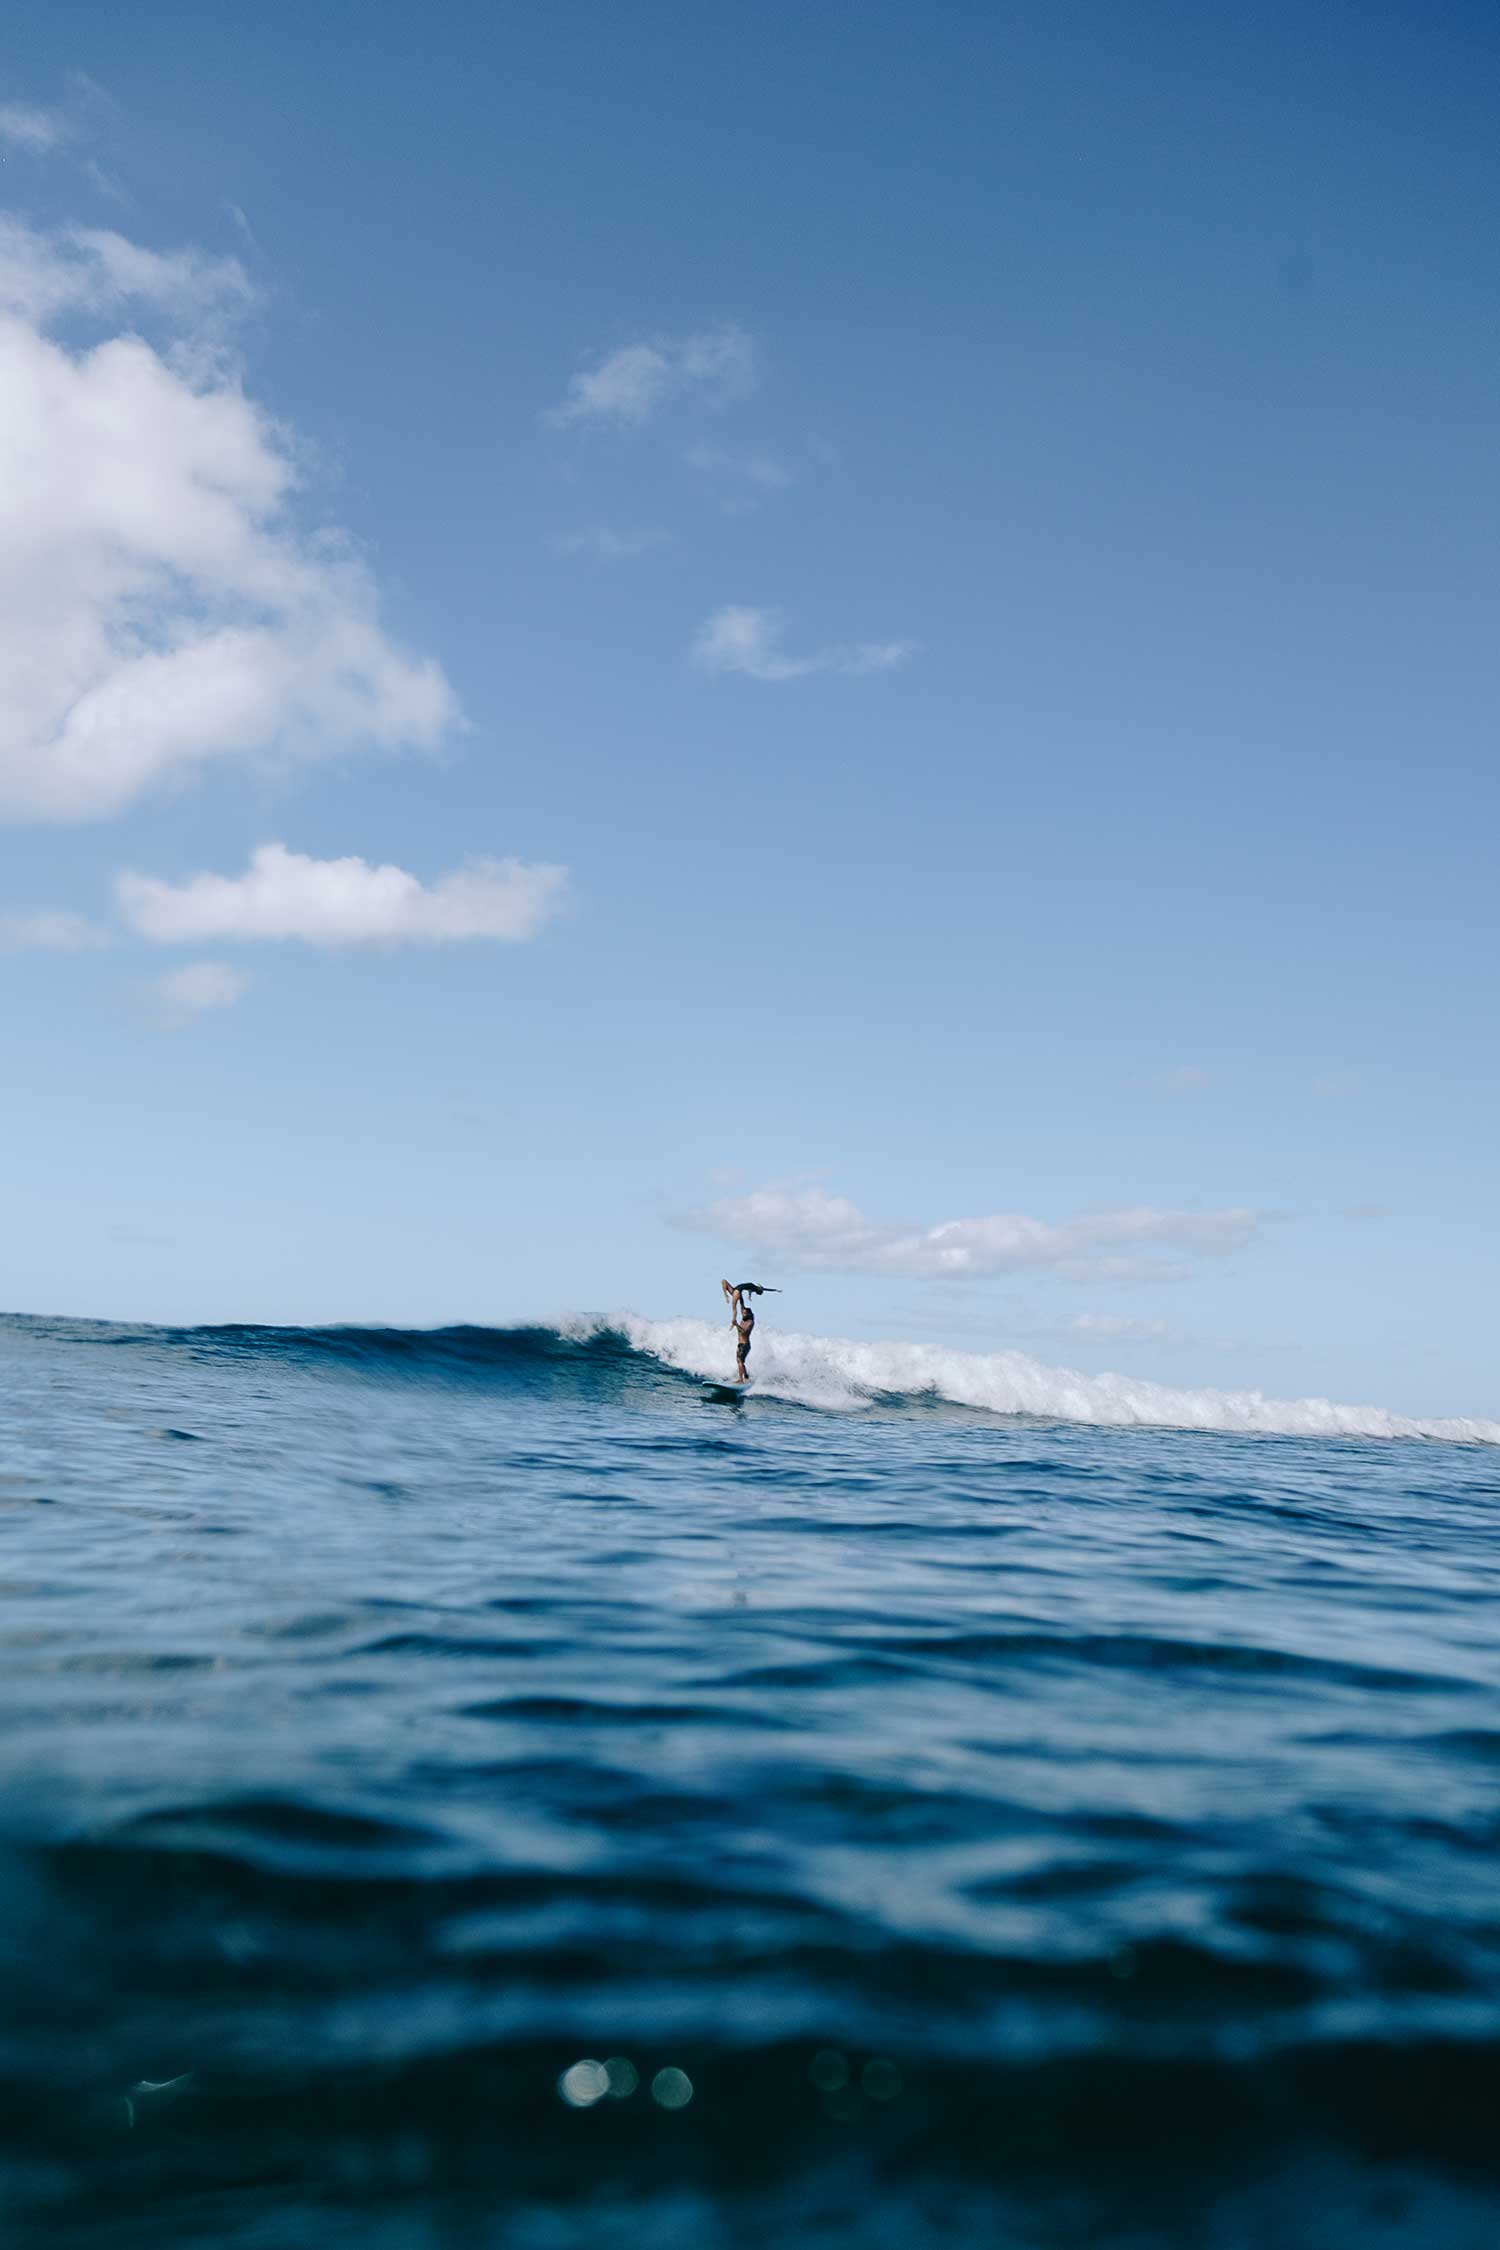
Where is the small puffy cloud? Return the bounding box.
[0,215,457,823]
[549,526,672,563]
[153,959,252,1024]
[699,1182,1265,1284]
[692,606,913,683]
[694,607,812,681]
[0,103,66,153]
[0,908,111,951]
[549,323,756,428]
[117,841,568,947]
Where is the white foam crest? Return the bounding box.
[578,1315,1500,1445]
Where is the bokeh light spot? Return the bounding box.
[558,2059,610,2108]
[651,2066,694,2110]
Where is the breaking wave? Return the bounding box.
[70,1308,1497,1444]
[598,1316,1500,1442]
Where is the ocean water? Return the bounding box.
[2,1310,1498,2250]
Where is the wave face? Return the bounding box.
[113,1310,1500,1443]
[3,1310,1499,2248]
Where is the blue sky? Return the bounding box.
[0,0,1495,1415]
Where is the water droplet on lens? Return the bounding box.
[651,2066,693,2110]
[559,2058,610,2107]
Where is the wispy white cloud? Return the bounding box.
[225,202,261,255]
[1052,1310,1293,1355]
[117,842,568,947]
[1343,1201,1391,1220]
[153,959,252,1025]
[549,525,672,563]
[548,323,756,429]
[107,1222,176,1248]
[1312,1072,1359,1100]
[1159,1064,1210,1093]
[0,214,250,325]
[697,1182,1266,1283]
[0,215,457,822]
[0,103,67,153]
[1068,1313,1175,1342]
[692,606,914,683]
[0,908,111,951]
[684,441,794,506]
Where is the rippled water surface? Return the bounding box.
[2,1314,1498,2248]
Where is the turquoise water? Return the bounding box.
[2,1313,1498,2247]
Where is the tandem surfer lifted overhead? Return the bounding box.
[721,1279,779,1385]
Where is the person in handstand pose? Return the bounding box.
[722,1280,757,1384]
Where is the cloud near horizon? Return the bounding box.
[698,1183,1266,1283]
[1069,1313,1175,1342]
[116,842,568,947]
[0,215,457,822]
[692,606,913,683]
[549,323,756,429]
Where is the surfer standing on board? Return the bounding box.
[722,1280,777,1385]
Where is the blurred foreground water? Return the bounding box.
[2,1314,1498,2247]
